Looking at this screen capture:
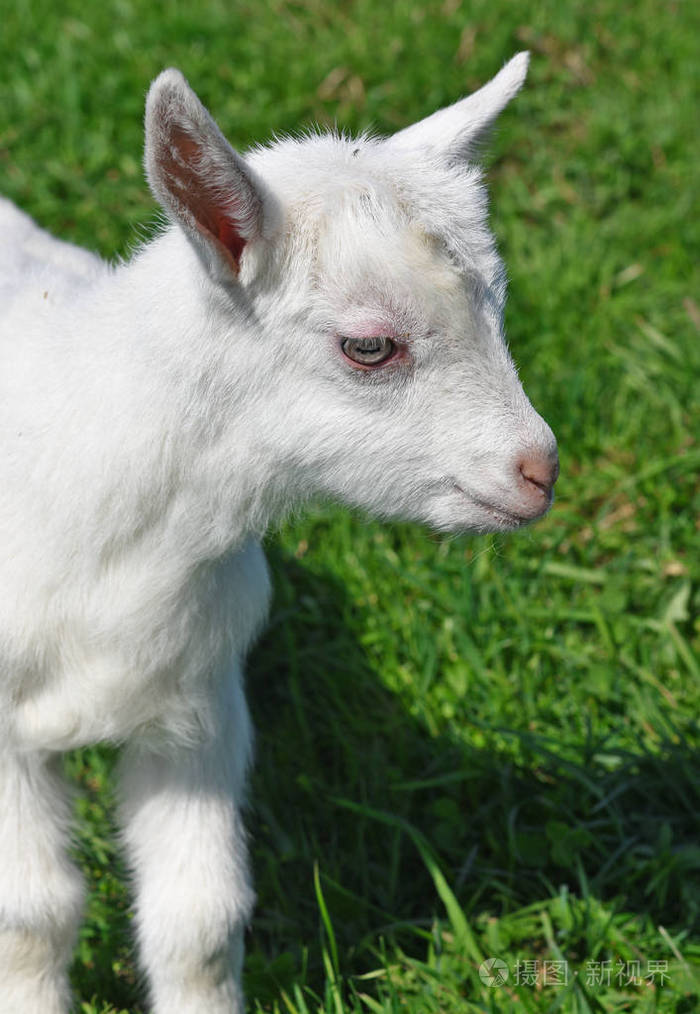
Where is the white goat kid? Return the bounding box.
[0,53,558,1014]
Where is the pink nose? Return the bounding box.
[517,447,559,510]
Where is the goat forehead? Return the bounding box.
[315,213,464,311]
[248,131,488,243]
[247,132,387,203]
[249,131,502,325]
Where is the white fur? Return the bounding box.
[0,54,557,1013]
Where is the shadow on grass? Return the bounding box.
[245,544,700,1002]
[68,543,699,1011]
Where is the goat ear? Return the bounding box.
[388,51,529,161]
[145,69,274,281]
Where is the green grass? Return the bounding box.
[2,1,699,1011]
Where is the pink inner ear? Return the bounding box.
[162,126,251,273]
[218,217,246,267]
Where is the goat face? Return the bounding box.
[146,54,558,534]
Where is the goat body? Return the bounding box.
[0,55,557,1013]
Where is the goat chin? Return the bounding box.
[0,51,557,1014]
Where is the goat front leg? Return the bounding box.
[118,668,255,1014]
[0,749,85,1014]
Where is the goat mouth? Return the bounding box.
[452,484,529,529]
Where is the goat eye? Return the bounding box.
[341,336,395,366]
